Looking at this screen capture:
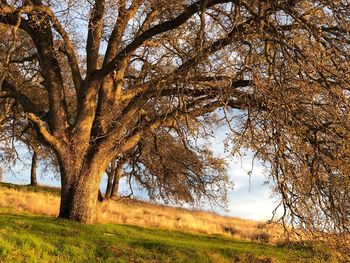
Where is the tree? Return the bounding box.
[22,128,58,187]
[0,1,349,239]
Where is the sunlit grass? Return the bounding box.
[0,183,284,243]
[0,208,322,263]
[0,183,340,262]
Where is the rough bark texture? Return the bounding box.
[30,151,37,186]
[57,150,111,223]
[58,170,101,223]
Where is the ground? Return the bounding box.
[0,183,338,262]
[1,209,325,263]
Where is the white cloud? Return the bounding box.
[224,153,278,221]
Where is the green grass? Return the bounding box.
[0,208,328,263]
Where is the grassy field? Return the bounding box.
[0,208,327,263]
[0,183,339,262]
[0,183,285,243]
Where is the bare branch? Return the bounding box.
[86,0,105,76]
[1,80,42,115]
[0,6,21,91]
[94,0,235,80]
[27,113,63,150]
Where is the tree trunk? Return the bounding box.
[110,163,122,199]
[57,153,109,224]
[105,171,113,199]
[98,190,104,202]
[30,151,38,186]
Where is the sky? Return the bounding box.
[227,158,278,220]
[207,130,279,221]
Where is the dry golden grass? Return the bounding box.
[97,199,287,243]
[0,185,286,243]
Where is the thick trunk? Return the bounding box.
[58,168,102,223]
[57,153,109,223]
[30,152,38,186]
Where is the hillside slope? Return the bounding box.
[0,184,336,262]
[0,208,323,263]
[0,183,282,242]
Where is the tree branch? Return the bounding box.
[103,0,142,65]
[0,4,21,91]
[94,0,234,80]
[27,113,63,150]
[1,80,43,115]
[117,100,226,154]
[122,17,255,102]
[86,0,105,76]
[43,7,82,96]
[0,4,82,96]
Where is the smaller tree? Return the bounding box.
[102,128,228,207]
[104,158,126,200]
[30,147,37,186]
[26,129,60,187]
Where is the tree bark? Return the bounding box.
[57,152,110,224]
[110,163,122,199]
[105,171,113,199]
[98,190,104,202]
[30,151,38,186]
[58,168,101,223]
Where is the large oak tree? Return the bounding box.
[0,1,349,246]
